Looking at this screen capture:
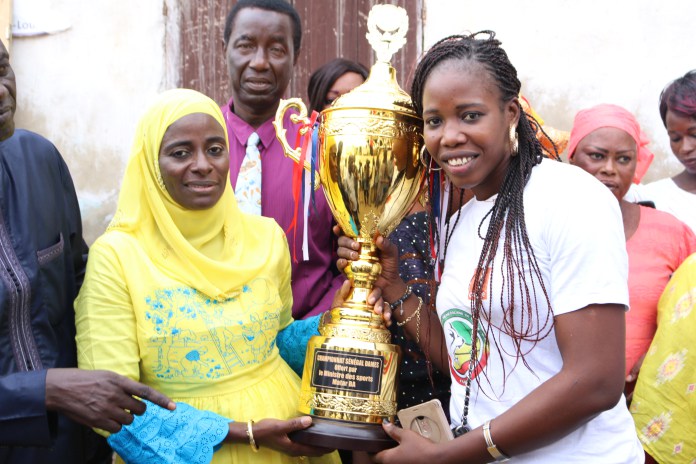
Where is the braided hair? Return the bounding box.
[411,32,553,376]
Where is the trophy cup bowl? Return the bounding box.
[273,4,424,452]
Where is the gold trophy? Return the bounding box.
[273,4,424,452]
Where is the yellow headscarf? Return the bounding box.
[108,88,281,300]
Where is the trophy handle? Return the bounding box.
[273,98,320,189]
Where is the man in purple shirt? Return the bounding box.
[221,0,345,319]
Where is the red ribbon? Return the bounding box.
[287,110,319,262]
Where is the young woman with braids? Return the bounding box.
[337,32,643,463]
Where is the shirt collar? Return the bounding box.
[222,97,299,151]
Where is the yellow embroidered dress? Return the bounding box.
[630,253,696,463]
[75,89,338,464]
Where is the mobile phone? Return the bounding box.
[397,399,454,443]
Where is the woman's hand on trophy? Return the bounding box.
[332,252,390,326]
[372,234,402,292]
[331,279,352,309]
[334,225,357,272]
[334,226,405,325]
[372,420,439,464]
[249,417,335,457]
[334,226,402,290]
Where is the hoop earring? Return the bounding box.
[419,145,442,171]
[509,124,519,157]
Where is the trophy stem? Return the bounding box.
[278,4,418,451]
[322,237,386,332]
[292,236,400,452]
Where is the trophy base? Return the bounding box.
[289,416,397,453]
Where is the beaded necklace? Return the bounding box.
[452,314,480,436]
[437,187,480,436]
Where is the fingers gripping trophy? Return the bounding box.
[274,4,425,452]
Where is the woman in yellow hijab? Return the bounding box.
[75,89,339,464]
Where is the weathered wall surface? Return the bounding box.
[423,0,695,181]
[12,0,178,243]
[10,0,694,242]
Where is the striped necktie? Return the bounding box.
[236,132,262,215]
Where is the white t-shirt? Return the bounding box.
[631,178,696,234]
[437,159,643,463]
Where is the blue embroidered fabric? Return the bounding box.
[107,400,230,464]
[277,315,320,376]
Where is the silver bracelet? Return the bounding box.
[483,420,509,462]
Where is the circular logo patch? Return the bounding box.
[440,308,488,385]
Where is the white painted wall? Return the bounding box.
[422,0,695,181]
[10,0,694,242]
[11,0,178,243]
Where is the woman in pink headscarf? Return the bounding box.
[568,104,696,400]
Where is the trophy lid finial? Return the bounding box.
[366,4,409,64]
[325,4,416,116]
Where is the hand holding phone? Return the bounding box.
[396,399,454,444]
